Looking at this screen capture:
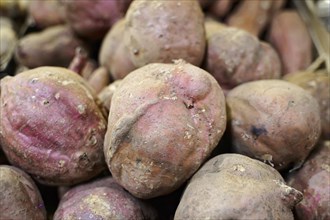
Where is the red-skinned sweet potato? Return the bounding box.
[15,25,89,68]
[287,141,330,220]
[54,177,158,220]
[99,19,135,80]
[226,79,321,171]
[268,10,312,74]
[28,0,66,29]
[0,165,47,220]
[104,60,226,199]
[0,66,107,185]
[227,0,286,36]
[283,70,330,139]
[98,80,122,112]
[87,67,111,94]
[125,0,206,68]
[60,0,132,40]
[175,153,303,219]
[205,22,281,90]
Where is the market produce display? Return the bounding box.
[0,0,328,219]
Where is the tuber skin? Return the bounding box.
[125,0,206,68]
[205,23,281,90]
[283,70,330,139]
[15,25,89,68]
[60,0,132,40]
[98,79,122,112]
[0,17,17,71]
[54,177,158,220]
[99,19,135,80]
[104,61,226,199]
[0,67,107,185]
[209,0,236,18]
[87,66,111,94]
[28,0,66,29]
[286,141,330,220]
[227,0,286,36]
[0,165,47,220]
[226,79,321,171]
[174,154,303,220]
[268,10,313,75]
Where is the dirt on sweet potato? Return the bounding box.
[0,66,107,185]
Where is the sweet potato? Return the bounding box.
[60,0,132,40]
[125,0,206,67]
[0,67,107,185]
[87,66,111,94]
[286,141,330,220]
[0,165,47,220]
[283,70,330,139]
[175,154,303,219]
[269,10,313,74]
[205,23,281,90]
[99,19,135,80]
[28,0,66,29]
[104,60,226,199]
[226,79,321,171]
[54,177,157,220]
[98,80,122,112]
[209,0,235,18]
[0,17,17,71]
[227,0,286,36]
[0,0,28,18]
[15,25,89,68]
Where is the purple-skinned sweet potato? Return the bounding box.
[99,19,135,80]
[174,154,303,219]
[104,60,227,199]
[205,23,281,90]
[283,70,330,139]
[54,177,157,220]
[0,66,107,185]
[124,0,206,68]
[15,25,89,68]
[226,79,321,171]
[28,0,66,29]
[0,165,47,220]
[60,0,132,40]
[286,141,330,220]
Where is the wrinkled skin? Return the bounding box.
[0,165,47,220]
[54,177,157,220]
[0,67,107,185]
[269,10,312,74]
[15,25,89,68]
[283,71,329,139]
[125,0,206,67]
[287,141,330,220]
[104,61,226,199]
[28,0,66,29]
[226,80,321,171]
[99,19,135,80]
[205,25,281,90]
[175,154,303,220]
[60,0,132,40]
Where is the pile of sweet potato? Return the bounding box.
[0,0,329,219]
